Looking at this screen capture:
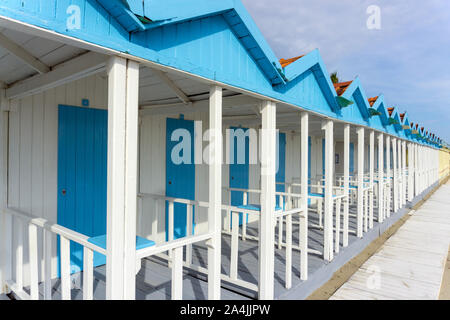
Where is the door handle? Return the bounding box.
[62,189,67,196]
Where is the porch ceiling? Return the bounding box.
[0,27,87,86]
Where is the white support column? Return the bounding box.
[106,56,139,300]
[392,138,398,212]
[419,144,422,193]
[259,101,276,300]
[385,136,391,218]
[0,84,11,294]
[402,141,406,205]
[377,133,384,223]
[123,60,139,300]
[356,127,364,238]
[428,147,432,187]
[343,124,350,247]
[300,112,309,280]
[419,146,423,192]
[420,145,423,192]
[369,130,374,229]
[322,120,334,260]
[407,143,413,202]
[399,140,403,205]
[398,139,403,207]
[207,85,222,300]
[426,146,428,187]
[414,144,419,196]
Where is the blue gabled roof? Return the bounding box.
[97,0,287,86]
[339,77,371,122]
[276,50,340,112]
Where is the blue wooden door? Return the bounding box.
[229,127,250,225]
[57,105,107,274]
[166,118,195,240]
[276,133,286,207]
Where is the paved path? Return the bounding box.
[330,181,450,300]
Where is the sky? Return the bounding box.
[241,0,450,144]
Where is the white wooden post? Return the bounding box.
[397,139,403,209]
[208,85,222,300]
[300,112,309,280]
[322,120,334,260]
[230,211,239,280]
[392,138,398,212]
[414,144,419,196]
[243,192,248,241]
[14,219,23,291]
[420,145,424,192]
[385,136,391,218]
[398,139,403,207]
[83,247,94,300]
[171,246,183,300]
[402,141,407,205]
[0,89,11,294]
[369,130,374,229]
[185,204,193,266]
[335,198,341,253]
[124,60,139,300]
[343,124,350,247]
[407,143,413,201]
[259,101,276,300]
[377,133,384,223]
[356,127,364,238]
[28,223,39,300]
[60,236,71,300]
[419,145,422,193]
[106,56,139,300]
[285,213,292,289]
[43,230,52,300]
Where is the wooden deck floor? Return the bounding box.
[330,181,450,300]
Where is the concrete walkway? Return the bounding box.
[330,181,450,300]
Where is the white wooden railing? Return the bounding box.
[3,207,106,300]
[221,187,305,290]
[137,193,214,300]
